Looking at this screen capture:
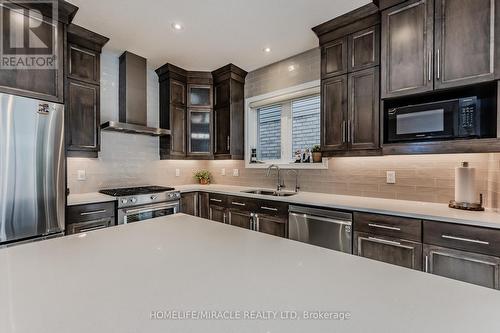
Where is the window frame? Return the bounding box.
[245,80,328,170]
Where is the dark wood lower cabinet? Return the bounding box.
[354,231,422,270]
[209,204,227,224]
[198,192,210,219]
[180,192,198,216]
[228,208,253,230]
[424,244,500,290]
[257,214,287,238]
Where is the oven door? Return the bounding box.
[386,100,458,143]
[118,202,179,224]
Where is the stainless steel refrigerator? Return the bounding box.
[0,93,65,245]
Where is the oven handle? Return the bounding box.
[122,202,179,215]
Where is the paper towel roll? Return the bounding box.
[455,162,477,204]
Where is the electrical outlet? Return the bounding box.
[386,171,396,184]
[175,169,180,177]
[77,170,86,181]
[233,169,239,177]
[221,168,226,176]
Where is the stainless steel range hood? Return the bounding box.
[101,51,170,137]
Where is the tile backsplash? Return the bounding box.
[67,50,500,211]
[203,154,500,210]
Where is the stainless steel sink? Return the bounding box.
[242,189,297,197]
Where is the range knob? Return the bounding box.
[151,195,158,200]
[130,197,137,204]
[121,198,128,204]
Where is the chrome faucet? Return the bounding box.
[287,169,300,192]
[266,164,285,191]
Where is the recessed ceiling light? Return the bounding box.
[263,47,271,53]
[172,23,183,31]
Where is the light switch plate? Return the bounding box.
[175,169,180,177]
[386,171,396,184]
[77,170,86,181]
[221,168,226,176]
[233,169,239,177]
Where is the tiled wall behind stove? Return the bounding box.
[67,50,203,194]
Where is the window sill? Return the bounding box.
[245,158,329,170]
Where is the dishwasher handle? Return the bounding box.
[289,212,352,226]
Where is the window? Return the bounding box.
[292,96,321,158]
[257,104,282,160]
[252,92,320,164]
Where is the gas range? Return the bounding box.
[99,186,181,224]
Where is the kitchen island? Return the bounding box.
[1,214,500,333]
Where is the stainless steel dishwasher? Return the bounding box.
[288,205,352,253]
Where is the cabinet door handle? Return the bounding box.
[250,213,254,230]
[436,49,440,80]
[210,198,222,203]
[347,120,352,143]
[428,51,432,81]
[441,234,489,245]
[341,121,346,143]
[255,214,260,231]
[231,202,245,206]
[424,255,429,273]
[368,237,401,246]
[368,223,401,231]
[80,210,107,216]
[226,136,230,151]
[223,213,227,224]
[260,206,278,212]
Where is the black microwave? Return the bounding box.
[385,97,483,143]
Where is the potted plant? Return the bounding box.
[312,145,322,163]
[194,170,211,185]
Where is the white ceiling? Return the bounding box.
[71,0,370,72]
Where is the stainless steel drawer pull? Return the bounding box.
[210,199,222,203]
[231,202,245,206]
[368,237,401,246]
[261,206,278,212]
[441,234,490,245]
[80,210,107,216]
[368,223,401,231]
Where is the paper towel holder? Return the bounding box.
[449,193,484,211]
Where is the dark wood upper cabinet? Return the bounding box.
[68,45,100,84]
[0,5,65,103]
[156,64,188,159]
[65,24,109,158]
[322,38,348,78]
[348,67,380,150]
[434,0,497,89]
[66,81,100,155]
[321,75,348,152]
[381,0,434,98]
[314,5,381,157]
[349,26,380,72]
[212,64,247,160]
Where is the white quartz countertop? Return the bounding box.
[176,184,500,229]
[67,184,500,229]
[1,214,499,333]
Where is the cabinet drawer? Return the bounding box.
[67,202,115,223]
[255,200,288,218]
[423,221,500,257]
[227,196,258,212]
[354,212,421,242]
[208,193,228,207]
